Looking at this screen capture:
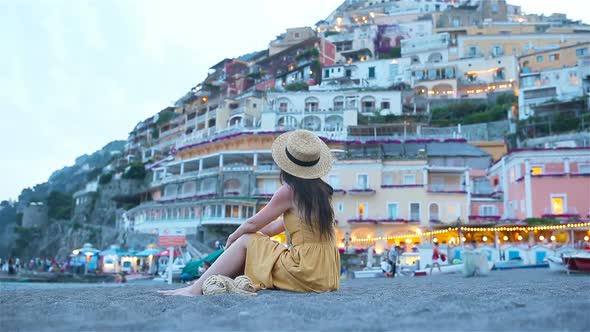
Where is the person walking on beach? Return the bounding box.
[160,130,340,296]
[430,243,443,275]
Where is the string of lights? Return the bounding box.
[348,222,590,244]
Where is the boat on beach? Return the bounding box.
[565,251,590,273]
[492,257,549,270]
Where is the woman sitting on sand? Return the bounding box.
[160,130,340,296]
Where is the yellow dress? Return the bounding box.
[244,210,340,292]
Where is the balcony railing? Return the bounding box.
[222,164,253,172]
[542,207,580,218]
[427,185,467,194]
[251,189,275,198]
[199,168,219,177]
[255,164,280,173]
[348,188,376,195]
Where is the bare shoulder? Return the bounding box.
[274,184,294,200]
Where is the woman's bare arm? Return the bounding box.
[259,219,285,238]
[225,185,292,248]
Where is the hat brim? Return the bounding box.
[271,131,333,179]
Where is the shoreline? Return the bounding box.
[1,269,589,331]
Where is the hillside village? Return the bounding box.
[3,0,590,259]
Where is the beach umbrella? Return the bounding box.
[135,248,161,257]
[72,243,101,256]
[99,245,128,257]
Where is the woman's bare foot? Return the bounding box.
[158,285,202,297]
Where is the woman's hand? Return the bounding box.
[225,232,239,249]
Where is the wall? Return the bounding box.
[22,204,49,228]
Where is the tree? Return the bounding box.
[123,163,146,180]
[46,191,73,220]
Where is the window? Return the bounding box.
[382,173,393,186]
[578,164,590,174]
[468,46,478,57]
[305,101,319,112]
[536,55,544,63]
[345,69,352,78]
[357,174,369,189]
[410,203,420,221]
[324,69,330,78]
[389,64,398,77]
[294,32,300,39]
[530,166,543,175]
[225,205,240,218]
[337,202,344,213]
[329,175,341,189]
[492,45,503,56]
[479,205,498,216]
[549,53,560,61]
[387,203,398,219]
[279,102,288,112]
[252,103,257,108]
[403,174,416,185]
[241,206,255,219]
[368,67,376,79]
[357,202,367,219]
[576,48,588,57]
[551,195,566,215]
[381,101,390,109]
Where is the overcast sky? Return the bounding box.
[0,0,588,201]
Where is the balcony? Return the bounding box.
[541,207,580,219]
[222,164,253,172]
[255,164,280,173]
[230,107,246,117]
[198,168,219,177]
[468,215,502,224]
[251,188,275,198]
[427,185,467,194]
[348,188,376,195]
[332,188,347,196]
[223,190,244,197]
[381,184,424,189]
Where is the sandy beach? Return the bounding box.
[1,269,589,332]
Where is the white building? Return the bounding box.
[261,90,402,138]
[518,63,589,119]
[315,59,411,90]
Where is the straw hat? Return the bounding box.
[271,130,333,179]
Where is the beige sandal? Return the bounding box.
[234,275,257,295]
[202,275,257,296]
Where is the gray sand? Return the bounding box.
[1,269,589,331]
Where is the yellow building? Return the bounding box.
[330,158,470,252]
[519,42,590,73]
[457,33,590,59]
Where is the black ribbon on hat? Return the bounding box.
[285,147,320,167]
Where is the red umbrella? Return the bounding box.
[156,249,182,257]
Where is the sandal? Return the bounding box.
[202,275,257,296]
[233,275,257,296]
[202,275,232,295]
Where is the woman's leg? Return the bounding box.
[159,233,251,296]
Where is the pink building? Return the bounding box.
[488,147,590,221]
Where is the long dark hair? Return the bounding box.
[280,170,335,240]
